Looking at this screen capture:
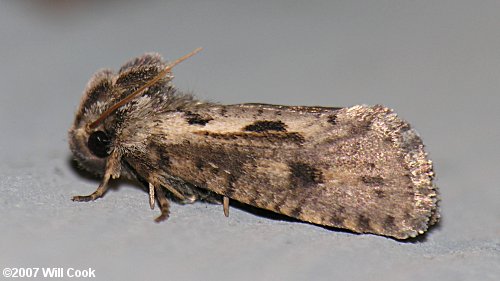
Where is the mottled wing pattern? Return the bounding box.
[119,101,438,239]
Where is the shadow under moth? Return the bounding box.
[69,48,439,239]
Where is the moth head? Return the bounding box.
[68,54,167,175]
[69,69,115,175]
[69,48,202,175]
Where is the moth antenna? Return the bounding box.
[87,47,203,130]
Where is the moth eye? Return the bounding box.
[87,131,111,158]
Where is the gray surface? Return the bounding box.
[1,1,499,280]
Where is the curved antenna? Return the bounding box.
[87,47,203,130]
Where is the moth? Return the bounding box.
[69,49,439,239]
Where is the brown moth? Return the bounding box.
[69,49,439,239]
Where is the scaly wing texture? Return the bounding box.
[120,101,438,239]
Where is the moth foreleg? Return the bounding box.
[154,186,170,223]
[72,151,121,202]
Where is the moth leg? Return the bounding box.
[154,186,170,223]
[72,151,121,202]
[223,196,230,217]
[148,182,155,210]
[160,179,188,202]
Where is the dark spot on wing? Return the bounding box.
[147,142,171,170]
[367,163,376,170]
[159,154,170,170]
[289,162,324,188]
[374,189,385,198]
[384,215,396,229]
[286,205,304,218]
[243,120,287,132]
[361,176,385,186]
[327,114,338,125]
[279,132,305,144]
[357,214,372,231]
[219,107,228,117]
[330,206,346,226]
[184,111,213,126]
[350,122,371,135]
[195,158,204,171]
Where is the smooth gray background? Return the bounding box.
[1,1,499,280]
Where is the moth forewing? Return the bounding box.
[69,52,439,240]
[141,104,438,239]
